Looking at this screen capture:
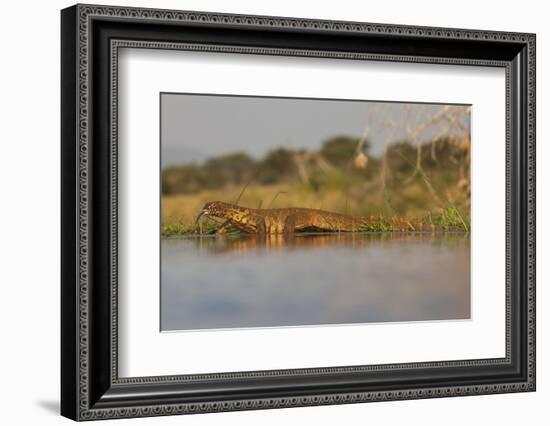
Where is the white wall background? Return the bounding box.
[0,0,546,424]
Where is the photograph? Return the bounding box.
[160,93,472,331]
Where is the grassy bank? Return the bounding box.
[161,182,469,237]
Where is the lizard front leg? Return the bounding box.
[216,220,234,234]
[218,215,266,234]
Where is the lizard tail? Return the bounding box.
[354,215,448,232]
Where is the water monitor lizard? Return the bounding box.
[195,201,447,234]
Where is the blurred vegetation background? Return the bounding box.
[162,105,470,229]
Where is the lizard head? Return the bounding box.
[195,201,247,224]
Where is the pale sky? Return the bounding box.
[161,93,470,167]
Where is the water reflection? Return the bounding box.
[174,232,469,255]
[161,233,470,331]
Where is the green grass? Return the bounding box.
[161,220,220,237]
[419,207,470,231]
[355,221,396,232]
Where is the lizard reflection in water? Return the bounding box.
[190,232,469,256]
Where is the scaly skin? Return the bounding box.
[195,201,447,234]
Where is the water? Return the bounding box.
[161,233,470,331]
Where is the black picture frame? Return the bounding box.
[61,4,536,421]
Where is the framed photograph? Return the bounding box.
[61,4,536,421]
